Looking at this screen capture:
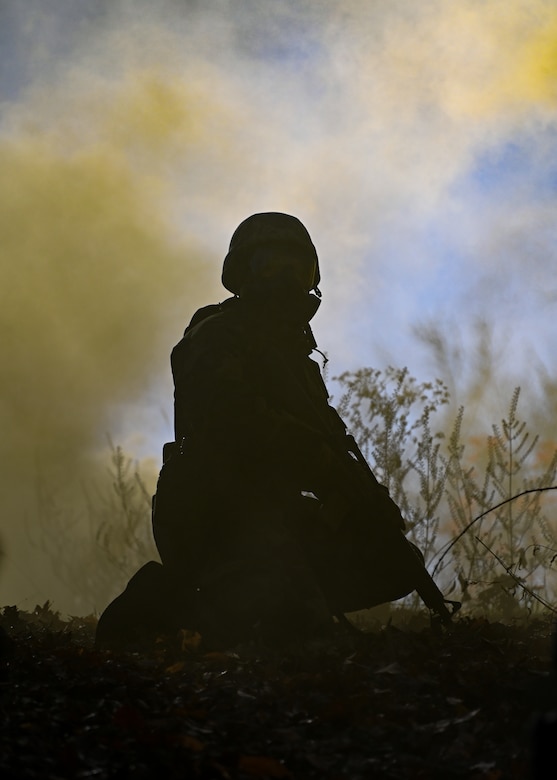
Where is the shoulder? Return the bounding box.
[185,297,246,342]
[185,296,239,335]
[171,298,247,362]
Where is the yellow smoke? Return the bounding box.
[0,74,218,461]
[430,1,557,118]
[0,67,223,610]
[510,14,557,105]
[330,0,557,126]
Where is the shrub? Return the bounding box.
[335,369,557,617]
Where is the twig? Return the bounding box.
[431,486,557,577]
[474,535,557,615]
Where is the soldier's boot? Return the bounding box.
[95,561,198,651]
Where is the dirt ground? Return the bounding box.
[1,604,556,779]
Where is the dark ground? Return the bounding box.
[1,604,556,779]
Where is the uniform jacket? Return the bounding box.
[169,295,346,500]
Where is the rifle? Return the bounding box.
[251,338,459,623]
[333,432,460,624]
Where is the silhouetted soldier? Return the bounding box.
[96,213,423,649]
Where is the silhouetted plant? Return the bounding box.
[93,442,157,579]
[31,442,158,614]
[335,369,557,617]
[444,389,557,616]
[443,405,495,596]
[335,366,450,564]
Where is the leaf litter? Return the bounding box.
[1,603,556,779]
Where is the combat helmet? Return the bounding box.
[222,212,321,295]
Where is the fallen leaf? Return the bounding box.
[179,734,206,752]
[179,629,202,652]
[237,755,292,778]
[165,661,186,674]
[419,708,481,735]
[376,662,403,675]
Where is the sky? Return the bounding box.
[1,0,557,612]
